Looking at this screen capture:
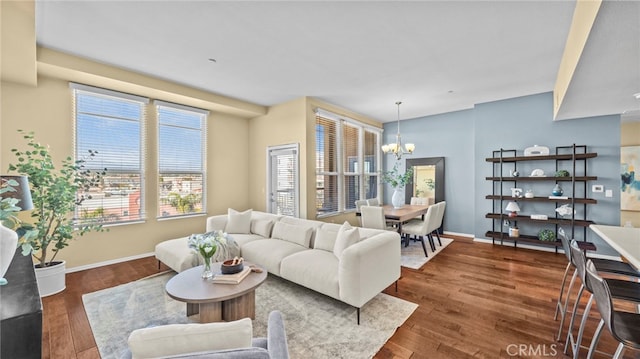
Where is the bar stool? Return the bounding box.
[564,240,640,359]
[555,228,640,342]
[585,260,640,359]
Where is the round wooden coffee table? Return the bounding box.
[165,262,267,323]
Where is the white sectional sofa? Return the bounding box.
[155,210,401,323]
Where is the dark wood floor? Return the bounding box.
[41,236,637,359]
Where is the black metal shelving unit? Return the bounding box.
[485,144,598,251]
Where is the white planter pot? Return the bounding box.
[35,260,66,297]
[391,188,404,209]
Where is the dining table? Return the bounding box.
[589,224,640,269]
[380,204,430,233]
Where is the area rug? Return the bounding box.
[83,272,418,359]
[401,236,453,269]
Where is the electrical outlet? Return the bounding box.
[605,189,613,198]
[592,185,604,193]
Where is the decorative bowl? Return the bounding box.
[221,259,244,274]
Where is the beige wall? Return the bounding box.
[621,121,640,227]
[0,1,267,269]
[247,97,382,224]
[1,75,253,268]
[248,97,308,215]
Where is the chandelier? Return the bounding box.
[381,101,415,160]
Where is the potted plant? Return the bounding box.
[8,130,107,296]
[382,163,413,208]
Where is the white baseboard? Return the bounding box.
[66,252,156,273]
[443,231,474,238]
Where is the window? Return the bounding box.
[363,129,379,200]
[156,101,208,218]
[315,109,381,217]
[72,83,148,225]
[315,117,338,215]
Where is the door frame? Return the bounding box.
[266,143,300,217]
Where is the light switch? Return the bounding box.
[605,189,613,198]
[592,185,604,193]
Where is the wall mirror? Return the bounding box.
[405,157,445,206]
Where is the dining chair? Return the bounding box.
[555,228,640,342]
[355,200,368,212]
[409,197,427,221]
[431,201,446,246]
[360,205,394,231]
[355,200,368,226]
[584,260,640,359]
[366,198,380,206]
[564,240,640,359]
[400,205,438,256]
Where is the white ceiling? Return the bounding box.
[35,1,640,123]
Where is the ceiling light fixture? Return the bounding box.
[634,92,640,99]
[381,101,415,160]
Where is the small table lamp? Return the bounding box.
[1,175,34,285]
[505,201,520,218]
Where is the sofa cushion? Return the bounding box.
[229,233,264,248]
[128,318,252,359]
[314,225,340,252]
[280,249,340,300]
[278,216,323,247]
[333,222,360,258]
[241,238,307,276]
[251,219,274,238]
[226,208,252,234]
[271,222,313,248]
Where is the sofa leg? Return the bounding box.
[157,260,161,270]
[357,307,360,325]
[395,280,398,292]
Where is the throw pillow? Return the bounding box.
[271,221,313,247]
[314,226,339,252]
[333,221,360,258]
[225,208,252,234]
[251,219,274,238]
[128,318,252,358]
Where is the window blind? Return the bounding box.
[71,83,148,225]
[156,101,208,218]
[315,109,382,216]
[315,116,339,214]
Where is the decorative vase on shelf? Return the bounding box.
[552,184,564,196]
[391,188,404,209]
[201,255,213,279]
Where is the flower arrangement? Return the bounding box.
[382,163,414,189]
[188,230,228,278]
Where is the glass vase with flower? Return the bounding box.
[187,231,220,279]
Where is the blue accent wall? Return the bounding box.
[383,92,621,255]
